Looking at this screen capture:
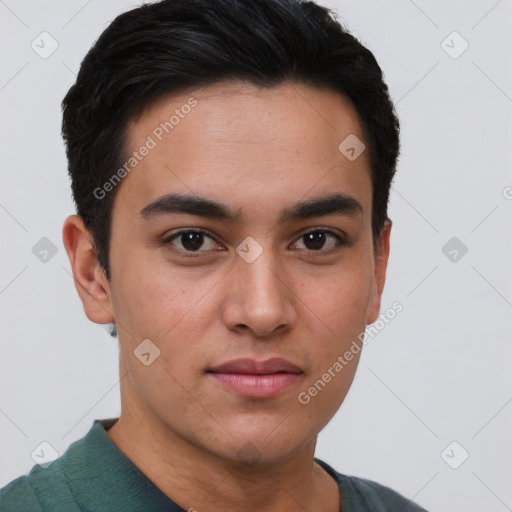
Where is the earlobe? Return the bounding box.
[62,215,114,325]
[365,219,392,325]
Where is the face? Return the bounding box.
[66,80,390,463]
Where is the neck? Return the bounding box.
[107,406,340,512]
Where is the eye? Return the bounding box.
[161,227,346,255]
[162,229,222,253]
[291,229,345,252]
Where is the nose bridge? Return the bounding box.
[237,242,285,305]
[224,239,296,335]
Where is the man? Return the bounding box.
[0,0,427,510]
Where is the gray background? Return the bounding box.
[1,1,511,510]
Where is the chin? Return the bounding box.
[203,425,315,467]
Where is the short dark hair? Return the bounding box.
[62,0,400,283]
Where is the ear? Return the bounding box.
[365,219,392,325]
[62,214,114,324]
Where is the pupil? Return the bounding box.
[304,231,325,250]
[182,232,203,251]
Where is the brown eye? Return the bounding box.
[293,230,345,251]
[179,231,205,251]
[163,229,221,253]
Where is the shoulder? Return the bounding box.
[0,472,43,512]
[0,462,81,512]
[0,419,117,512]
[315,458,429,512]
[341,474,428,511]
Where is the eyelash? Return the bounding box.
[160,228,346,256]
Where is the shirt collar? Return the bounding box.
[59,417,185,511]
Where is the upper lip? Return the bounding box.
[208,358,302,375]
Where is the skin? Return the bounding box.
[62,80,391,512]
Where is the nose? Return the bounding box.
[221,247,298,338]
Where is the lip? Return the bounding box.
[209,357,302,375]
[208,358,303,399]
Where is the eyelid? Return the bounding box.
[293,226,346,241]
[161,228,221,247]
[289,227,346,250]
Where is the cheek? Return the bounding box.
[109,260,213,399]
[302,260,374,338]
[109,248,226,363]
[294,258,373,406]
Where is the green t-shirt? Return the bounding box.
[0,418,428,511]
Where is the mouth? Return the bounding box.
[207,358,303,399]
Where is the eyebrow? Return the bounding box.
[138,192,363,223]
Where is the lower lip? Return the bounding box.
[209,372,301,398]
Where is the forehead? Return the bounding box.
[115,80,372,224]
